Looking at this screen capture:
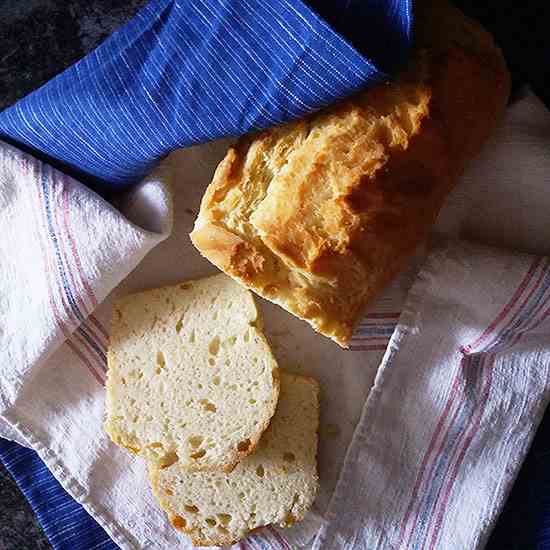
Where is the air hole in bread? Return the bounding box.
[238,492,245,500]
[189,436,203,448]
[283,452,296,462]
[184,504,199,513]
[120,377,126,386]
[217,514,232,525]
[224,336,237,348]
[205,517,217,527]
[249,398,257,405]
[179,284,192,290]
[189,329,195,343]
[175,317,184,333]
[159,452,178,468]
[212,376,221,385]
[237,439,251,453]
[243,331,250,343]
[256,465,264,477]
[200,399,217,413]
[284,512,296,526]
[208,358,215,367]
[213,311,218,320]
[150,442,163,449]
[209,336,220,355]
[191,448,206,459]
[217,526,229,534]
[164,488,173,496]
[156,351,166,369]
[171,515,187,530]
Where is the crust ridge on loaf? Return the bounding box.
[104,273,280,472]
[190,2,510,347]
[149,371,320,547]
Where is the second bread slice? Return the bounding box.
[149,371,320,547]
[104,274,280,472]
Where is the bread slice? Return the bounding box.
[190,2,510,347]
[149,372,320,547]
[104,274,280,472]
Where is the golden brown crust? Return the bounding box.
[191,2,510,347]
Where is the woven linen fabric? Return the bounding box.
[0,0,411,192]
[314,242,550,550]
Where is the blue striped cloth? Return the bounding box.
[0,0,411,193]
[0,0,411,548]
[0,439,116,550]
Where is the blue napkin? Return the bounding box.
[0,1,411,548]
[0,439,116,550]
[0,0,411,193]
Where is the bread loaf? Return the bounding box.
[148,371,320,547]
[104,274,280,472]
[190,1,510,347]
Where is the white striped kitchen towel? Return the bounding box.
[315,242,550,549]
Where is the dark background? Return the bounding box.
[0,0,147,111]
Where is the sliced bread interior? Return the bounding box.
[148,371,320,547]
[104,273,280,472]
